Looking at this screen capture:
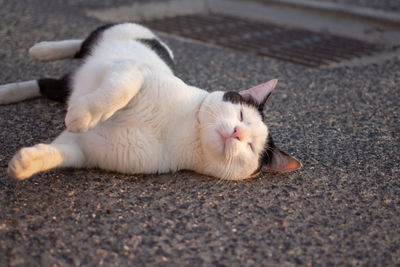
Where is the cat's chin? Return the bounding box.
[215,130,240,159]
[224,139,240,158]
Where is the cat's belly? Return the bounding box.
[79,124,167,174]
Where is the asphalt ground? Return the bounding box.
[0,0,399,266]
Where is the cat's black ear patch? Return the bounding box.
[223,91,259,110]
[258,134,302,173]
[223,91,243,104]
[258,134,276,170]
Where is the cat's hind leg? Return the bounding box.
[29,40,83,61]
[28,24,116,62]
[7,131,85,180]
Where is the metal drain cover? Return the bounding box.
[142,14,384,67]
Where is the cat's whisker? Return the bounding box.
[201,103,222,118]
[220,151,234,184]
[202,109,219,121]
[215,176,225,186]
[198,125,217,132]
[198,122,217,129]
[215,159,231,185]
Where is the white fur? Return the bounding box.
[29,40,83,61]
[7,23,271,180]
[0,80,40,104]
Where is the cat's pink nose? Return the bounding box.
[231,126,249,142]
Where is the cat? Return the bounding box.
[0,23,301,181]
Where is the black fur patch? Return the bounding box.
[38,74,71,103]
[138,39,174,69]
[261,134,276,165]
[254,133,276,174]
[74,24,116,59]
[223,89,271,115]
[222,91,261,117]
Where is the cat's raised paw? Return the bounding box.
[65,103,93,133]
[65,97,111,133]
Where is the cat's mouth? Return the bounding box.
[216,129,238,157]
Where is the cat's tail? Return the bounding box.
[0,74,71,104]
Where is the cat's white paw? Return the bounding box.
[8,144,49,180]
[65,97,112,133]
[29,42,59,61]
[65,98,94,133]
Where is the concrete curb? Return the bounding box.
[267,0,400,25]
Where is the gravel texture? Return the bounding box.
[0,0,399,266]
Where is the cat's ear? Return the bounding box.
[239,79,278,110]
[262,147,302,173]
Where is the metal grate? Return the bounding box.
[142,14,384,67]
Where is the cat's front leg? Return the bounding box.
[8,132,85,180]
[65,61,146,133]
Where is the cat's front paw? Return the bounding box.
[65,97,94,133]
[65,97,112,133]
[8,145,49,180]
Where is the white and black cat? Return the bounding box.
[0,23,301,180]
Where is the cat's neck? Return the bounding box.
[164,86,208,172]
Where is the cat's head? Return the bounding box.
[198,79,301,180]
